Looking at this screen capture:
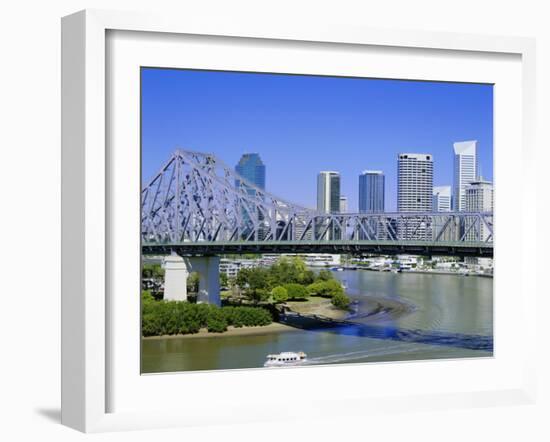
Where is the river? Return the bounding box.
[141,270,493,373]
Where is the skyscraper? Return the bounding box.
[397,153,433,212]
[317,171,341,240]
[235,153,266,239]
[397,153,433,239]
[235,153,266,190]
[453,140,477,211]
[317,171,340,213]
[432,186,451,212]
[359,170,385,213]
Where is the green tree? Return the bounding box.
[331,292,351,309]
[307,279,343,297]
[283,283,309,300]
[142,263,164,279]
[271,286,289,303]
[324,279,344,296]
[317,269,333,281]
[187,272,200,293]
[245,287,271,304]
[235,268,251,288]
[220,272,228,287]
[206,308,228,333]
[247,268,269,291]
[141,290,155,305]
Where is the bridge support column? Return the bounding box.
[187,256,221,306]
[162,253,189,301]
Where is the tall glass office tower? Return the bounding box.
[235,153,266,190]
[235,153,266,239]
[359,170,385,213]
[453,140,477,211]
[358,170,385,240]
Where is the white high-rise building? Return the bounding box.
[397,153,433,239]
[433,186,451,212]
[317,171,341,239]
[432,185,453,241]
[465,179,493,241]
[397,153,433,212]
[453,140,477,211]
[317,171,340,213]
[465,179,494,268]
[339,196,348,213]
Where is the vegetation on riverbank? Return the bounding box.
[141,256,352,337]
[233,256,351,308]
[141,291,272,336]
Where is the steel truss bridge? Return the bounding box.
[142,150,493,257]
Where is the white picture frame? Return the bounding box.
[61,9,537,433]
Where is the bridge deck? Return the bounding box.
[142,240,493,257]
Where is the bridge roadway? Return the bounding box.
[142,240,493,258]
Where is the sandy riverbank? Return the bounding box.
[286,297,348,320]
[142,321,296,340]
[142,293,413,340]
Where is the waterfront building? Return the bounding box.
[317,171,341,239]
[235,153,266,239]
[219,258,260,279]
[432,186,451,212]
[397,153,433,239]
[339,196,348,213]
[453,141,477,211]
[358,170,385,239]
[262,253,341,267]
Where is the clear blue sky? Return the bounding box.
[141,68,493,211]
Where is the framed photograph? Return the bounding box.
[61,9,537,432]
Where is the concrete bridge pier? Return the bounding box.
[162,254,220,306]
[162,253,189,301]
[187,256,221,306]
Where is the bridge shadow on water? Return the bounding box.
[279,313,493,352]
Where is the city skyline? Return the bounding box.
[228,147,490,215]
[142,68,493,211]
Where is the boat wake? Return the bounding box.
[303,343,428,365]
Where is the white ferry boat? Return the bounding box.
[264,352,308,367]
